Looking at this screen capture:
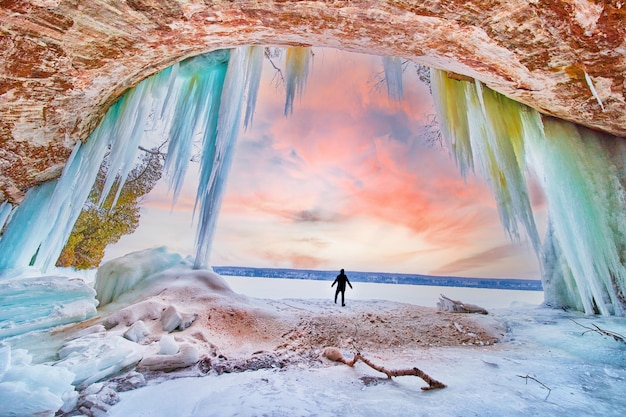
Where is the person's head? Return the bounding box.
[340,269,344,273]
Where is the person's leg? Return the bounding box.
[341,290,345,306]
[335,287,340,303]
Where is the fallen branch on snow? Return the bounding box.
[323,347,446,390]
[570,319,626,345]
[517,374,551,400]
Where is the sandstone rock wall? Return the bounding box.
[1,0,625,203]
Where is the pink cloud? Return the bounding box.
[259,249,329,269]
[429,243,529,276]
[213,48,541,277]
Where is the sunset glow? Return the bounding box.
[104,48,545,279]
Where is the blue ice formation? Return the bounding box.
[95,246,183,306]
[1,48,625,317]
[431,69,626,316]
[0,343,77,416]
[0,275,98,339]
[0,46,268,275]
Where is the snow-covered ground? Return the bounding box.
[106,302,626,417]
[2,250,625,417]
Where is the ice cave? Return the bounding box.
[1,1,626,416]
[2,45,625,316]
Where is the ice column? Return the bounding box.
[430,70,474,178]
[0,47,265,274]
[526,119,626,315]
[162,52,229,205]
[431,68,626,315]
[0,61,180,271]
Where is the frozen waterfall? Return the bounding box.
[0,46,270,273]
[431,69,626,315]
[1,51,625,316]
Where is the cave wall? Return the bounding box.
[1,0,625,203]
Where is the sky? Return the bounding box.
[103,48,546,279]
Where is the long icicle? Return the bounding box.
[194,46,265,268]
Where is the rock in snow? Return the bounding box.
[138,344,200,372]
[123,321,150,343]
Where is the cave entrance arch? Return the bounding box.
[2,2,626,316]
[2,1,625,204]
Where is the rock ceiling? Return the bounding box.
[1,0,625,203]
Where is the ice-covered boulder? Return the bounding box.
[123,321,150,343]
[0,343,78,416]
[95,247,184,306]
[104,300,167,329]
[138,343,199,372]
[160,305,198,333]
[158,334,179,355]
[0,275,98,339]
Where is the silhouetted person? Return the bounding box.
[332,268,353,306]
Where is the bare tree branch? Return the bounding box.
[570,319,626,345]
[264,47,285,89]
[323,347,447,390]
[517,374,552,400]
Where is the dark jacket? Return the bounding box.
[332,272,352,291]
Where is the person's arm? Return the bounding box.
[347,277,353,289]
[331,277,337,287]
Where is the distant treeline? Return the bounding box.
[212,267,543,291]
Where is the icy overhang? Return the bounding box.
[1,0,625,204]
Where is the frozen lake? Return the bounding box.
[222,275,544,309]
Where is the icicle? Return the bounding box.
[243,46,264,130]
[583,71,605,112]
[284,47,311,116]
[0,118,113,271]
[0,46,267,274]
[382,56,404,100]
[163,51,230,206]
[430,69,474,178]
[0,181,57,270]
[193,46,263,269]
[0,60,174,271]
[0,201,13,231]
[433,67,626,315]
[540,217,584,311]
[431,69,541,253]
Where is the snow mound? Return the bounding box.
[94,246,184,306]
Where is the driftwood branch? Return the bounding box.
[517,374,551,400]
[570,319,626,345]
[323,347,446,391]
[437,294,488,314]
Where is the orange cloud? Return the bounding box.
[259,249,329,269]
